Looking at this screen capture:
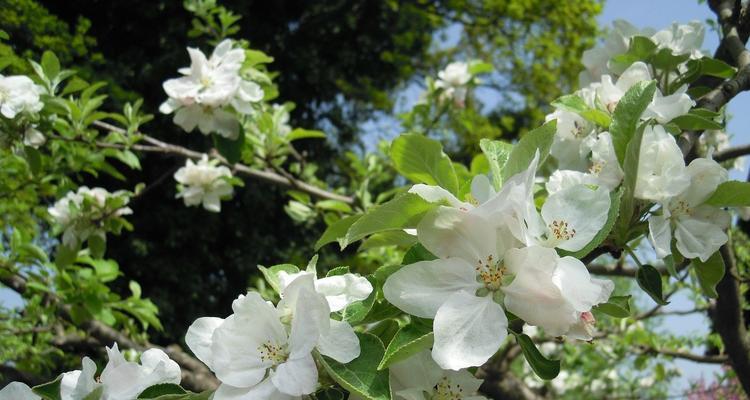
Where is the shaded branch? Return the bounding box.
[637,345,728,364]
[88,121,354,204]
[713,143,750,162]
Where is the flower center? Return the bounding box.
[200,76,213,88]
[606,101,618,113]
[476,255,506,292]
[548,219,576,242]
[573,121,585,137]
[257,341,288,365]
[670,199,691,216]
[589,161,604,175]
[432,376,464,400]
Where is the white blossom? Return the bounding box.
[174,155,234,212]
[389,351,487,400]
[580,20,653,85]
[634,124,691,203]
[0,74,43,119]
[648,158,730,262]
[160,39,264,139]
[435,62,472,106]
[23,126,45,148]
[47,187,133,246]
[651,21,705,59]
[277,270,372,312]
[0,382,39,400]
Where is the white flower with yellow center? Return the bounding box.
[648,158,730,262]
[174,155,234,212]
[389,351,487,400]
[186,275,354,399]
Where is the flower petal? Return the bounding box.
[383,258,482,318]
[417,206,499,262]
[315,273,373,312]
[432,292,508,370]
[648,214,673,259]
[272,353,318,396]
[317,319,360,363]
[541,184,610,252]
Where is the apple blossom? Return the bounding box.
[277,270,372,312]
[651,21,705,59]
[579,20,653,85]
[634,124,691,203]
[0,74,43,119]
[648,158,730,262]
[23,126,45,148]
[0,382,39,400]
[435,62,472,106]
[174,155,234,212]
[160,39,264,139]
[47,186,133,246]
[389,350,487,400]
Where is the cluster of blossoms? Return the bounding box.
[0,73,45,148]
[388,154,614,370]
[185,268,372,399]
[174,155,234,212]
[546,20,731,263]
[160,39,264,139]
[0,343,180,400]
[47,186,132,248]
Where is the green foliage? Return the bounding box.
[636,265,668,306]
[502,120,556,181]
[377,319,434,370]
[318,333,391,400]
[515,333,560,380]
[609,81,657,165]
[479,138,513,190]
[706,181,750,207]
[390,134,458,194]
[692,251,725,298]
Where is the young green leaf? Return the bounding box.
[479,139,513,190]
[670,114,723,130]
[137,383,188,398]
[515,333,560,380]
[257,263,299,294]
[32,374,63,400]
[501,120,557,181]
[402,242,437,265]
[390,134,459,194]
[636,264,669,305]
[593,295,632,318]
[615,123,646,244]
[41,51,61,80]
[318,333,391,400]
[377,321,434,370]
[213,129,244,164]
[315,214,362,250]
[692,251,725,298]
[705,181,750,207]
[610,80,656,165]
[341,193,434,249]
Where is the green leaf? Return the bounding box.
[88,232,107,259]
[315,215,362,250]
[692,251,725,298]
[593,295,632,318]
[615,123,646,243]
[213,129,244,164]
[515,333,560,380]
[137,383,187,398]
[670,114,723,130]
[650,48,690,71]
[244,49,274,66]
[402,243,437,265]
[24,146,42,175]
[0,30,8,40]
[479,139,512,190]
[610,80,657,165]
[55,242,79,268]
[611,36,658,69]
[501,120,556,181]
[560,188,621,259]
[341,193,434,249]
[287,128,326,141]
[41,51,61,79]
[705,181,750,207]
[316,199,352,213]
[700,57,736,79]
[359,230,417,250]
[326,266,350,277]
[636,264,669,305]
[318,333,391,400]
[258,263,299,294]
[378,321,434,370]
[468,60,493,75]
[551,94,611,127]
[32,374,63,400]
[390,134,458,194]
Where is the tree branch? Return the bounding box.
[637,345,729,364]
[713,143,750,162]
[709,244,750,394]
[88,121,354,204]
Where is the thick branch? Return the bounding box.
[88,121,354,204]
[713,143,750,161]
[709,244,750,394]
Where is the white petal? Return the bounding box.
[541,184,610,252]
[682,158,728,206]
[545,170,590,195]
[674,216,728,262]
[278,273,330,339]
[648,214,673,259]
[389,350,443,392]
[634,125,690,202]
[470,175,496,204]
[417,206,499,262]
[383,258,482,318]
[186,317,224,369]
[139,349,182,385]
[502,247,578,336]
[315,273,373,312]
[432,292,508,370]
[287,283,326,359]
[213,379,294,400]
[317,319,360,363]
[271,353,318,396]
[0,382,40,400]
[553,257,613,311]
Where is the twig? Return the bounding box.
[637,345,728,364]
[713,143,750,161]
